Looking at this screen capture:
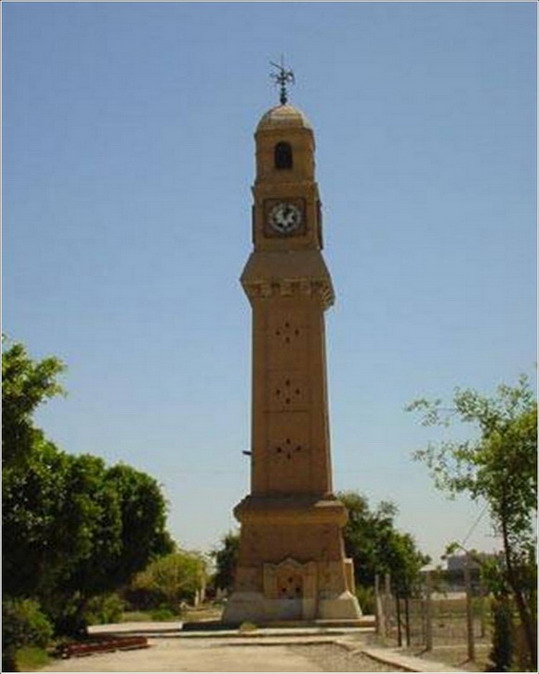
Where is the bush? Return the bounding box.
[238,621,257,633]
[84,593,125,626]
[149,607,178,621]
[355,585,375,614]
[14,646,50,671]
[2,598,53,672]
[488,596,514,672]
[130,551,208,610]
[122,585,165,612]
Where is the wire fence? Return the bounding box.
[374,570,492,669]
[374,570,534,671]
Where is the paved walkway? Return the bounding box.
[38,623,465,673]
[42,638,324,672]
[361,646,463,672]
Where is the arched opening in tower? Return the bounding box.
[274,142,293,169]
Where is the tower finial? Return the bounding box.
[270,56,295,105]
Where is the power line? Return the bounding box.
[461,503,489,548]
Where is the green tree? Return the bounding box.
[2,339,174,636]
[2,337,65,468]
[54,461,173,634]
[3,439,119,602]
[3,436,173,634]
[132,550,208,610]
[103,464,174,586]
[337,491,429,595]
[211,531,240,593]
[407,375,537,669]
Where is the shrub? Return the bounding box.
[488,596,514,672]
[122,585,165,612]
[131,551,208,609]
[14,646,50,671]
[238,621,257,633]
[84,593,125,625]
[2,598,53,672]
[149,607,178,621]
[355,585,375,614]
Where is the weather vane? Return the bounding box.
[270,56,295,105]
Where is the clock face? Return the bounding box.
[269,202,302,234]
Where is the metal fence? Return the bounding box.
[374,570,534,671]
[374,571,491,665]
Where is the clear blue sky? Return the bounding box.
[4,2,536,563]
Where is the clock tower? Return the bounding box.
[223,80,361,623]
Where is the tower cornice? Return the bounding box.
[240,250,335,309]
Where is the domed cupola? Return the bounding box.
[256,104,313,133]
[254,102,316,186]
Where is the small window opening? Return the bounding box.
[274,142,293,169]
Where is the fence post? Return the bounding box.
[479,579,487,638]
[396,594,402,647]
[383,573,391,642]
[404,594,411,647]
[465,554,476,661]
[375,573,382,636]
[425,570,433,651]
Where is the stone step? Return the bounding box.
[181,616,375,632]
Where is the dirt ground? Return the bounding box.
[39,638,404,672]
[396,643,489,672]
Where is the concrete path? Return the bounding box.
[361,646,464,673]
[38,623,465,673]
[41,638,324,672]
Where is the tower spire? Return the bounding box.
[270,56,295,105]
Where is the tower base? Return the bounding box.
[222,589,361,625]
[222,495,362,625]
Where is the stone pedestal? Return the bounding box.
[222,495,361,624]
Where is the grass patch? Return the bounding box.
[149,608,178,621]
[16,646,50,671]
[121,611,154,622]
[121,610,179,623]
[122,604,223,624]
[183,605,223,623]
